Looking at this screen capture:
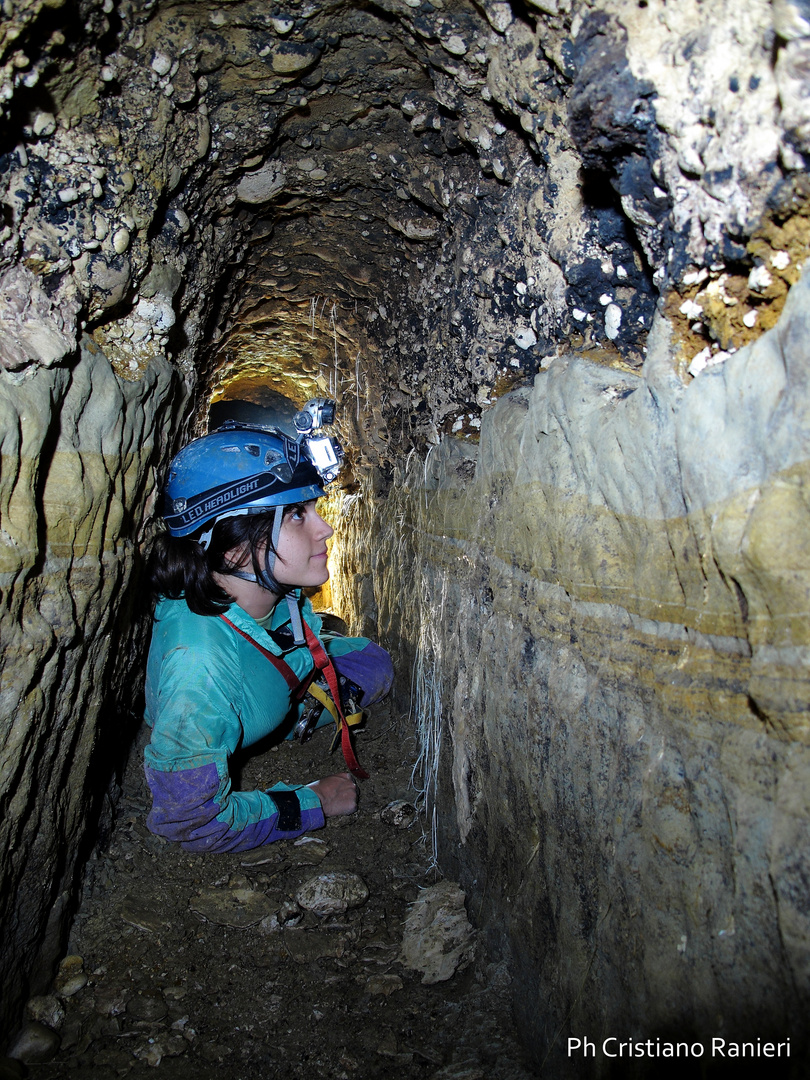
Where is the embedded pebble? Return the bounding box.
[270,45,320,74]
[6,1022,60,1063]
[443,35,468,56]
[296,871,369,916]
[112,228,130,254]
[400,880,475,985]
[748,264,773,292]
[271,16,295,34]
[380,800,417,828]
[514,327,537,350]
[58,188,79,203]
[172,207,190,233]
[32,112,55,137]
[484,2,513,32]
[151,52,172,76]
[604,303,622,340]
[679,298,703,319]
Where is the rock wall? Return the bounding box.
[339,270,810,1068]
[0,339,176,1032]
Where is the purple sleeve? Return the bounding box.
[144,763,325,853]
[331,641,394,706]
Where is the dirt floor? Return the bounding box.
[14,701,537,1080]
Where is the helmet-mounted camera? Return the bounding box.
[294,397,343,483]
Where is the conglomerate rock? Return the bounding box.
[0,0,809,1068]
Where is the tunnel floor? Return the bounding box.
[29,703,535,1079]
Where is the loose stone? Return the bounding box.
[380,800,417,827]
[6,1022,61,1063]
[296,871,369,916]
[400,880,475,985]
[24,996,65,1031]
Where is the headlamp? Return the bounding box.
[295,397,343,483]
[293,397,336,433]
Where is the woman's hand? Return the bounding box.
[307,773,358,817]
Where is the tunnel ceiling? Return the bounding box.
[2,0,808,462]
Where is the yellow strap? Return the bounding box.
[307,682,364,731]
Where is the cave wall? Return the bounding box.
[349,270,810,1068]
[1,0,810,1066]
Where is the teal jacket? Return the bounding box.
[143,594,376,851]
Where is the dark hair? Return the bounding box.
[148,507,301,616]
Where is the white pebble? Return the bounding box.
[271,16,295,34]
[748,264,773,292]
[33,111,56,136]
[682,268,709,286]
[151,51,172,76]
[112,227,130,254]
[572,308,587,322]
[58,188,79,203]
[679,298,703,320]
[514,327,537,350]
[771,250,790,270]
[743,309,758,328]
[173,207,190,233]
[604,303,622,340]
[443,35,468,56]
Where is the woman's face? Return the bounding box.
[273,500,334,588]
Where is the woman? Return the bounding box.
[143,419,393,853]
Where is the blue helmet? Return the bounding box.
[163,422,325,539]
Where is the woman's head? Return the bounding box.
[163,423,326,540]
[149,500,334,616]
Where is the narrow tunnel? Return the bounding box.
[1,0,810,1074]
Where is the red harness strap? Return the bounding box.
[220,615,312,699]
[219,614,369,780]
[302,621,369,780]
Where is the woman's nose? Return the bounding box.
[314,511,334,540]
